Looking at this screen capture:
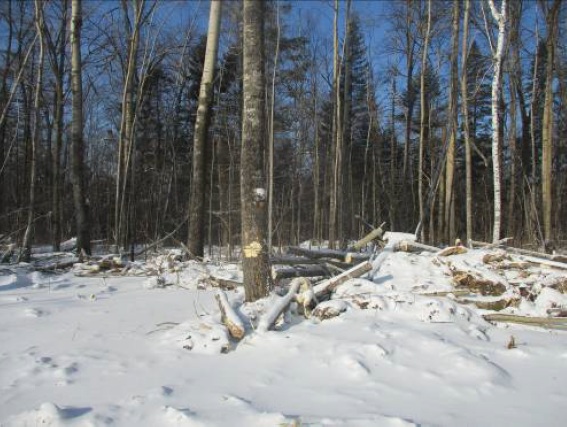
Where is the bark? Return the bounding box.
[70,0,91,255]
[267,0,280,252]
[241,0,270,302]
[215,290,245,339]
[461,0,473,244]
[115,0,143,249]
[444,0,460,244]
[541,0,561,242]
[187,0,222,257]
[418,0,431,242]
[19,0,45,262]
[488,0,508,243]
[329,0,340,249]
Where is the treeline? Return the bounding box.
[0,0,565,256]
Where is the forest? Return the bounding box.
[0,0,566,261]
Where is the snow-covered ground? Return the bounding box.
[1,243,567,426]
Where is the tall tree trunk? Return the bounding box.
[488,0,508,243]
[187,0,222,257]
[541,0,561,243]
[50,0,68,251]
[241,0,269,302]
[70,0,90,255]
[444,0,460,244]
[20,0,45,262]
[417,0,431,242]
[329,0,340,249]
[461,0,473,244]
[267,0,280,252]
[115,0,143,250]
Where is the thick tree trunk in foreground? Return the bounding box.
[187,0,222,257]
[70,0,91,255]
[241,0,270,302]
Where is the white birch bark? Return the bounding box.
[487,0,508,243]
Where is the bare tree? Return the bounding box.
[444,0,460,244]
[241,0,269,302]
[461,0,473,244]
[187,0,222,258]
[70,0,90,255]
[540,0,562,244]
[19,0,45,262]
[417,0,431,242]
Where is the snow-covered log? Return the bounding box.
[257,278,305,333]
[271,265,329,282]
[436,246,468,257]
[483,313,567,330]
[215,291,245,340]
[394,240,439,253]
[472,240,567,264]
[349,223,386,251]
[308,261,373,301]
[287,246,370,264]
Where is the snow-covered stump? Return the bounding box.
[215,291,245,340]
[257,278,305,333]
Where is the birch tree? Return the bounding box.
[487,0,508,243]
[187,0,222,258]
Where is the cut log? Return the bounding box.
[257,278,305,332]
[349,222,386,251]
[394,240,439,253]
[458,297,521,311]
[37,260,78,272]
[270,255,353,270]
[436,246,468,257]
[472,240,567,264]
[215,290,245,340]
[201,275,241,290]
[483,313,567,330]
[309,261,373,300]
[452,271,507,296]
[287,247,371,264]
[312,300,350,320]
[271,265,329,282]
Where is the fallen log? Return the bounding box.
[257,278,305,332]
[483,313,567,330]
[394,240,439,253]
[436,246,468,257]
[215,290,245,340]
[312,300,350,320]
[202,275,241,290]
[349,222,386,251]
[309,260,373,300]
[458,297,521,311]
[287,247,370,264]
[270,255,353,271]
[272,265,329,282]
[472,240,567,264]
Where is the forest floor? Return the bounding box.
[1,234,567,426]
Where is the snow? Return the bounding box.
[1,243,567,426]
